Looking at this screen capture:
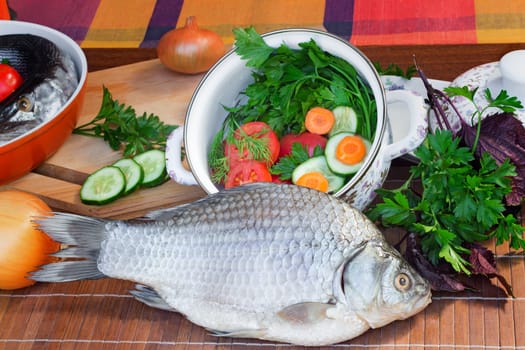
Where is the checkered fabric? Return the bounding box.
[5,0,525,47]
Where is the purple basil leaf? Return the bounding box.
[404,233,469,292]
[466,242,515,297]
[460,113,525,206]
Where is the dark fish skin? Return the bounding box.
[0,34,78,144]
[0,34,64,84]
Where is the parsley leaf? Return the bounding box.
[485,89,524,112]
[270,142,323,180]
[443,85,477,101]
[73,86,177,157]
[374,62,416,79]
[224,27,377,139]
[232,27,275,68]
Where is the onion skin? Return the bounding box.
[157,16,225,74]
[0,190,60,290]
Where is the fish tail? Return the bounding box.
[30,212,108,282]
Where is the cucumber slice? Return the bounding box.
[133,149,168,187]
[80,166,126,205]
[113,158,144,195]
[325,132,371,176]
[329,106,358,137]
[292,155,346,193]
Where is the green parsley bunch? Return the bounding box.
[74,86,177,157]
[368,65,525,275]
[368,129,525,274]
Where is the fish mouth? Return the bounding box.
[414,288,432,312]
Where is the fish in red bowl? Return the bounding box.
[0,20,88,184]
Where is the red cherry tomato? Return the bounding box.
[271,174,291,184]
[225,160,272,189]
[279,132,327,158]
[0,63,23,102]
[225,121,280,165]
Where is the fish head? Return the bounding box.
[341,239,431,328]
[0,89,41,139]
[1,90,35,119]
[0,79,69,140]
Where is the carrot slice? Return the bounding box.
[304,107,335,135]
[295,172,329,192]
[335,135,367,165]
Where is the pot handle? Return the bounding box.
[383,89,428,161]
[165,126,199,186]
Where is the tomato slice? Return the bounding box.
[225,160,272,189]
[279,132,327,158]
[271,174,292,184]
[225,121,280,165]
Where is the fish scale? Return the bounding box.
[32,183,431,346]
[101,217,340,312]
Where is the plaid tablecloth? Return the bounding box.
[5,0,525,48]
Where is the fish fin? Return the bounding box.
[129,284,175,312]
[208,328,268,339]
[277,302,334,324]
[143,206,184,221]
[30,260,103,282]
[143,197,209,221]
[143,183,278,220]
[30,212,108,282]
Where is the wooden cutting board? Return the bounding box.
[1,59,207,219]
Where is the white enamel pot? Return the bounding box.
[166,29,428,210]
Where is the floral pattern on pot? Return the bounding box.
[339,114,426,210]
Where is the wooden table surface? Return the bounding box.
[83,43,525,80]
[1,43,525,350]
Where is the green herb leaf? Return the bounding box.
[443,86,477,102]
[270,143,322,180]
[485,89,524,111]
[73,86,177,157]
[209,127,229,184]
[232,27,274,68]
[367,191,417,226]
[367,129,525,275]
[438,243,471,275]
[374,62,416,79]
[222,27,377,140]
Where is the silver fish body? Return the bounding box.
[33,183,431,346]
[0,34,78,145]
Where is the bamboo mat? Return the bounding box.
[1,168,524,350]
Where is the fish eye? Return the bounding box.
[17,96,33,112]
[394,273,411,291]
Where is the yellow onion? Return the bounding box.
[0,190,60,290]
[157,16,225,74]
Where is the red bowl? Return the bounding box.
[0,20,88,185]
